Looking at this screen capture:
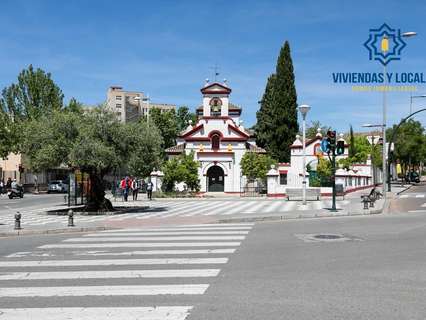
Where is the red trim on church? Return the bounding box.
[180,124,204,138]
[200,82,232,94]
[197,151,234,156]
[228,124,249,138]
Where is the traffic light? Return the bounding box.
[327,130,336,150]
[336,140,345,155]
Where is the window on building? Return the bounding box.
[211,134,220,150]
[116,104,122,108]
[280,173,287,185]
[116,96,122,100]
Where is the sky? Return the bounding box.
[1,0,426,133]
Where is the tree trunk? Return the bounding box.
[85,171,113,212]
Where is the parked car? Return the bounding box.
[47,180,69,193]
[405,171,420,183]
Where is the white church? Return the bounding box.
[156,79,376,196]
[165,80,266,193]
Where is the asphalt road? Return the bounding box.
[389,181,426,213]
[0,193,65,214]
[0,212,425,319]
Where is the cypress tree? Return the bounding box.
[255,74,276,149]
[349,125,356,158]
[256,41,298,162]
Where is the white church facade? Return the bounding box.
[165,81,266,193]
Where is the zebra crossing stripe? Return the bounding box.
[100,226,253,232]
[0,269,221,280]
[38,242,241,249]
[72,248,237,256]
[201,201,244,216]
[181,201,229,217]
[221,202,258,215]
[262,201,283,213]
[0,284,209,297]
[0,257,228,267]
[84,231,249,236]
[63,236,246,242]
[0,307,193,320]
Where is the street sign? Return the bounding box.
[320,139,330,153]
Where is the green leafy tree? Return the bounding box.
[176,106,197,133]
[255,41,298,162]
[0,65,64,121]
[305,121,331,139]
[0,110,18,158]
[387,119,426,173]
[64,98,84,114]
[162,152,200,192]
[148,108,179,151]
[127,121,163,178]
[317,158,332,179]
[22,107,163,210]
[240,152,276,180]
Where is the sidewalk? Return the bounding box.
[0,184,412,237]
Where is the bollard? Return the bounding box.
[68,209,75,227]
[14,212,22,230]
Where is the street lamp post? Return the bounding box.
[410,94,426,114]
[299,104,311,205]
[362,124,385,188]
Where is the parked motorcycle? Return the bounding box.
[7,186,24,199]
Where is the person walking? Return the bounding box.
[146,179,154,200]
[6,177,12,189]
[120,177,128,201]
[131,178,139,201]
[0,180,4,195]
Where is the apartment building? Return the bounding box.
[106,86,176,123]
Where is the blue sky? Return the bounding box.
[1,0,426,133]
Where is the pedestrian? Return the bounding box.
[120,177,128,201]
[6,177,12,189]
[146,179,154,200]
[131,178,139,201]
[0,180,4,195]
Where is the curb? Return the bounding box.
[217,210,383,223]
[0,226,118,238]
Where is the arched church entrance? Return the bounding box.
[207,165,224,192]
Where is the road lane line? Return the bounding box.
[38,242,241,249]
[0,257,228,267]
[0,269,221,280]
[0,307,193,320]
[0,284,209,297]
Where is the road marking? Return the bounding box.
[0,307,193,320]
[0,269,220,280]
[408,210,426,213]
[39,242,241,249]
[101,226,253,232]
[421,203,426,207]
[0,284,209,297]
[416,194,425,198]
[84,231,249,236]
[0,257,228,267]
[400,194,409,198]
[63,236,246,242]
[5,248,237,258]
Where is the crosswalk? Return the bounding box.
[398,193,425,199]
[0,199,347,228]
[0,222,255,319]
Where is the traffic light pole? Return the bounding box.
[331,150,337,212]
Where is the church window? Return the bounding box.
[211,134,220,150]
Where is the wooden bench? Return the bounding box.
[286,188,320,201]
